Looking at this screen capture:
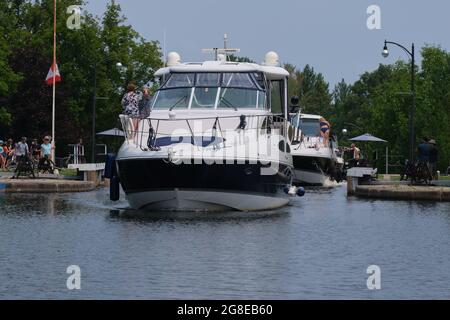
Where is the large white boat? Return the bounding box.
[115,51,295,211]
[289,113,344,186]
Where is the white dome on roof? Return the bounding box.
[167,52,181,66]
[264,51,279,67]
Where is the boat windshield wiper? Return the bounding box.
[169,95,188,111]
[219,96,238,111]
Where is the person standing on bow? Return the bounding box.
[319,117,331,147]
[121,82,150,137]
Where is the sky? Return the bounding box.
[84,0,450,87]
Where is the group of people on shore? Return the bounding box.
[0,136,53,172]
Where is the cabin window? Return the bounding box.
[164,73,195,88]
[222,73,256,89]
[218,88,257,109]
[253,72,266,90]
[191,87,218,108]
[152,88,191,109]
[270,80,283,114]
[257,91,267,109]
[196,73,220,87]
[297,118,320,136]
[153,72,269,110]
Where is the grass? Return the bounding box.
[57,168,78,177]
[2,167,79,177]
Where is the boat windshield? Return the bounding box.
[152,72,267,110]
[291,117,320,136]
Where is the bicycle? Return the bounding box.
[401,160,432,185]
[38,155,55,174]
[12,155,36,179]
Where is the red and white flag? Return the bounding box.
[45,61,61,86]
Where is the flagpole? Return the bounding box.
[51,0,56,162]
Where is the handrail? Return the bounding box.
[119,113,290,151]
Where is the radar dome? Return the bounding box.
[217,54,226,62]
[167,52,181,66]
[264,51,279,66]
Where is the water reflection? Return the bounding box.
[0,193,74,217]
[109,208,289,223]
[1,186,450,299]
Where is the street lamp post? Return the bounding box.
[382,40,416,162]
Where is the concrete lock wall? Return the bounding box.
[355,185,450,202]
[0,179,96,193]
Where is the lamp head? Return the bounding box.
[382,42,389,58]
[342,128,348,135]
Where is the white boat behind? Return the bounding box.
[289,113,344,186]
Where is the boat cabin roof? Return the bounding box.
[154,60,289,81]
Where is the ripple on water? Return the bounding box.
[0,186,449,299]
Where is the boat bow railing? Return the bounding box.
[119,114,292,152]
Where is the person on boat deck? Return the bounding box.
[121,82,150,136]
[319,117,331,147]
[139,86,153,119]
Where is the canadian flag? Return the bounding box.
[45,61,61,85]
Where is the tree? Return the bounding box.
[416,46,450,170]
[0,1,22,128]
[0,0,162,158]
[284,63,332,117]
[227,54,255,63]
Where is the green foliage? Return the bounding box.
[1,0,449,171]
[227,54,255,63]
[0,107,12,126]
[0,0,162,153]
[284,63,332,117]
[331,47,450,171]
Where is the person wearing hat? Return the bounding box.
[38,136,54,174]
[428,139,438,180]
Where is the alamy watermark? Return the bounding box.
[66,5,82,30]
[66,265,81,290]
[366,265,381,290]
[367,5,382,30]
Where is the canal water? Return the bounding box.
[0,186,449,299]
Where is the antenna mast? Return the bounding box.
[202,33,240,61]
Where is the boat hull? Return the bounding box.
[292,155,341,186]
[293,168,329,186]
[125,189,289,212]
[117,158,292,211]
